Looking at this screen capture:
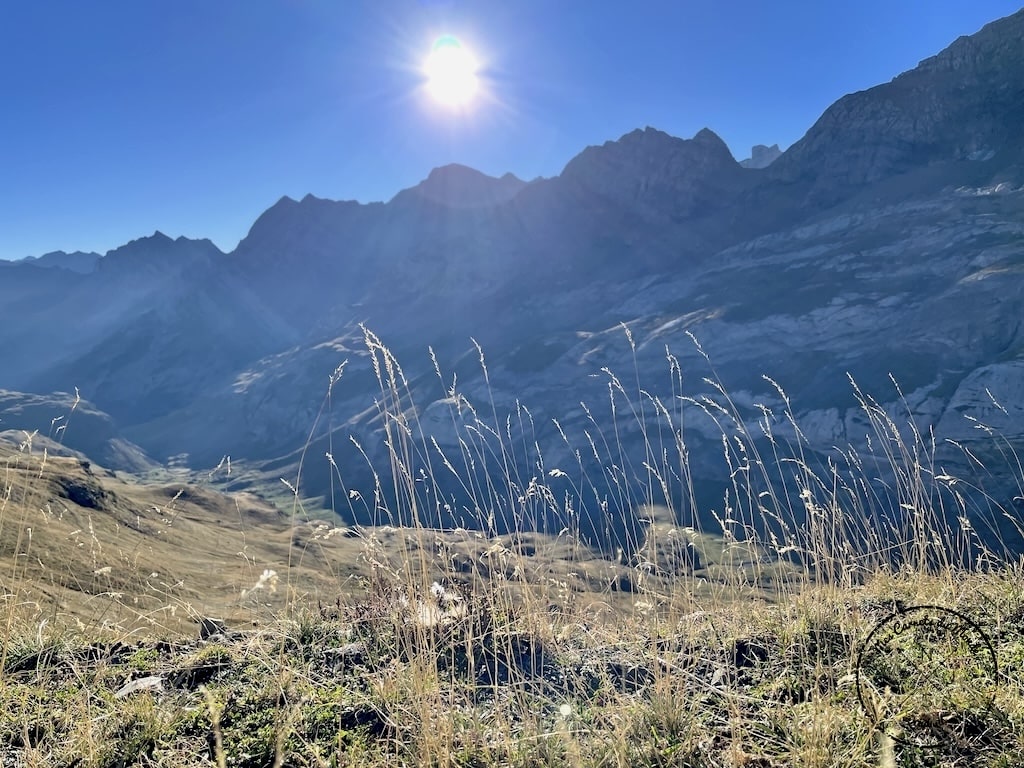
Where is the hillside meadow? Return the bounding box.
[2,336,1024,768]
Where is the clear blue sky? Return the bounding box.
[2,0,1021,260]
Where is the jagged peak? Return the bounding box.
[297,192,362,206]
[561,125,738,182]
[101,231,168,256]
[622,126,671,140]
[740,143,783,169]
[17,249,101,270]
[98,230,222,273]
[256,193,361,221]
[608,126,680,151]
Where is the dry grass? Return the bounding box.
[2,568,1021,766]
[2,326,1023,766]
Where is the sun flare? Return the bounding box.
[424,35,478,107]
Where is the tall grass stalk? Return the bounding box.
[3,324,1023,765]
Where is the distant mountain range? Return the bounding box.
[5,250,101,273]
[3,9,1023,553]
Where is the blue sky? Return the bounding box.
[2,0,1021,260]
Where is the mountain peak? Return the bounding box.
[740,144,783,169]
[622,126,670,140]
[564,127,736,173]
[395,163,528,208]
[557,126,742,219]
[99,232,222,274]
[693,127,725,145]
[425,163,488,183]
[15,250,101,274]
[150,230,173,244]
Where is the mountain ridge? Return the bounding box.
[392,163,531,208]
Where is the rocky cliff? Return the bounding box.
[740,144,782,169]
[770,9,1024,204]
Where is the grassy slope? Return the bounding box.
[0,438,794,638]
[4,329,1024,767]
[2,563,1022,767]
[2,445,1024,766]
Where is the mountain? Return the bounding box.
[769,8,1024,204]
[97,231,220,275]
[1,9,1023,553]
[9,250,101,273]
[393,164,530,208]
[740,144,782,169]
[560,127,744,214]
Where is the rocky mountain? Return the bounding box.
[2,9,1023,554]
[6,249,101,273]
[392,164,530,208]
[768,8,1024,205]
[97,231,219,276]
[740,144,782,169]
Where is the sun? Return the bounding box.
[424,35,478,107]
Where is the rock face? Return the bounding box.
[559,127,747,220]
[740,144,782,169]
[1,9,1023,553]
[769,9,1024,204]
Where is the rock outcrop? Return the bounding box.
[740,144,782,169]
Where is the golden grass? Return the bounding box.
[2,326,1023,766]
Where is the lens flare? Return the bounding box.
[424,35,478,107]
